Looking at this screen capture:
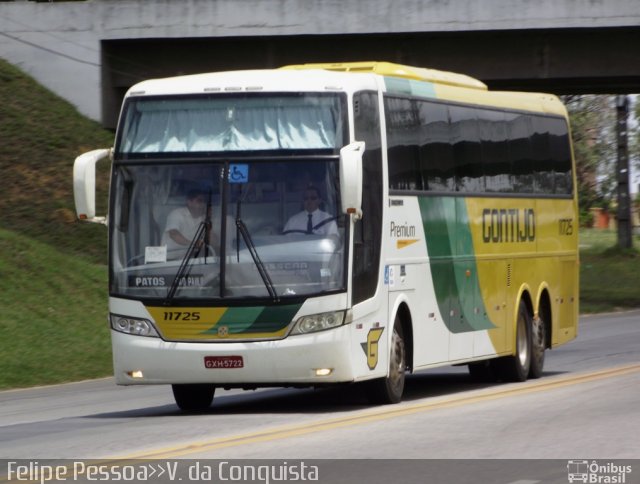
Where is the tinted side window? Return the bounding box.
[507,113,535,194]
[353,91,383,305]
[418,101,454,191]
[547,117,573,194]
[449,105,483,192]
[383,95,573,197]
[531,116,554,194]
[479,109,511,193]
[385,97,421,190]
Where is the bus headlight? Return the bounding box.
[291,311,346,335]
[110,314,159,337]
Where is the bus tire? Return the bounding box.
[529,314,546,379]
[172,384,215,412]
[493,300,532,382]
[365,317,406,404]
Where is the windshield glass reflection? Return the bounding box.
[110,159,346,301]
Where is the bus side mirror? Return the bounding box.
[73,148,111,224]
[339,141,364,220]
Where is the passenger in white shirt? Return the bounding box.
[162,189,216,254]
[283,186,338,237]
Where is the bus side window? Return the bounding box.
[449,105,483,193]
[353,91,383,305]
[385,96,422,191]
[548,117,573,195]
[479,109,511,193]
[418,101,455,192]
[508,113,535,194]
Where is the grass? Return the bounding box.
[579,228,640,313]
[0,58,113,389]
[0,58,113,264]
[0,229,111,389]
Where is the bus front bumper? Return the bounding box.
[111,326,356,386]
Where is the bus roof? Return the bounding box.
[125,68,379,98]
[125,61,568,118]
[282,61,567,118]
[281,61,488,91]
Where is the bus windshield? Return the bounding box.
[109,158,346,301]
[116,93,345,154]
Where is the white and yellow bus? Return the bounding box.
[74,62,578,410]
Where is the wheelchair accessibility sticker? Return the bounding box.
[229,164,249,184]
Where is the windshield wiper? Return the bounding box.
[233,183,277,301]
[164,220,209,305]
[236,218,279,302]
[164,191,214,305]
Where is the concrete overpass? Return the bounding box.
[1,0,639,127]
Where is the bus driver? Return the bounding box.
[283,186,338,237]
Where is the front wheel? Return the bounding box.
[172,384,215,412]
[365,318,406,404]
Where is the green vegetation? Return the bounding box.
[580,228,640,313]
[0,59,638,390]
[0,58,113,389]
[0,229,110,389]
[0,58,112,263]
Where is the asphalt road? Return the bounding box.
[1,310,639,483]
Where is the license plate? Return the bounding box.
[204,356,244,369]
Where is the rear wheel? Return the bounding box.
[493,300,532,382]
[529,313,546,379]
[365,317,406,404]
[172,384,215,412]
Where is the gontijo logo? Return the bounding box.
[361,327,384,370]
[482,208,535,243]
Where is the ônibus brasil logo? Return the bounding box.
[567,460,632,483]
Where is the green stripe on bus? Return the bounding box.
[250,304,304,332]
[419,197,495,333]
[203,303,303,334]
[384,77,436,98]
[209,306,263,334]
